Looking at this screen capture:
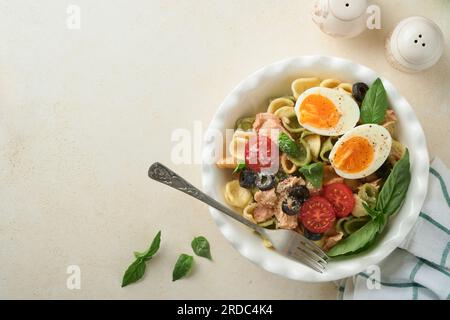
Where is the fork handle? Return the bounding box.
[148,162,264,233]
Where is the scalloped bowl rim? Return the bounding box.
[201,56,429,282]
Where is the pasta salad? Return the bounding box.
[216,77,411,257]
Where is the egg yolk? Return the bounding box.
[299,94,341,129]
[333,136,374,173]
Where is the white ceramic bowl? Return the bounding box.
[202,56,429,282]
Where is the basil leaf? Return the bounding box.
[299,162,324,189]
[172,254,194,282]
[121,258,146,287]
[134,230,162,261]
[327,220,380,257]
[122,231,161,287]
[360,78,388,124]
[375,213,388,233]
[191,236,212,260]
[278,132,301,158]
[232,162,246,175]
[362,202,381,220]
[375,149,411,216]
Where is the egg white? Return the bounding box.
[294,87,360,136]
[329,124,393,179]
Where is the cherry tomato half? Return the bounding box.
[245,135,276,173]
[300,196,336,233]
[322,183,355,218]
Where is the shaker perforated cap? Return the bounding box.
[329,0,367,21]
[389,16,444,72]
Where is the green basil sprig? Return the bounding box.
[122,231,161,287]
[191,236,212,260]
[327,149,411,257]
[172,254,194,281]
[360,78,388,125]
[299,162,324,189]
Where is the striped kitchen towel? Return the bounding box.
[338,157,450,300]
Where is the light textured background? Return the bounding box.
[0,0,448,299]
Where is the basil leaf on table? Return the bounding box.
[172,254,194,281]
[121,258,147,288]
[134,230,162,260]
[360,78,388,124]
[299,162,324,189]
[278,132,301,158]
[121,230,161,287]
[191,236,212,260]
[375,149,411,217]
[327,220,380,257]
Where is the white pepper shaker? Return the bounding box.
[385,16,444,73]
[312,0,369,38]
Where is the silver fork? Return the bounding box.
[148,162,328,273]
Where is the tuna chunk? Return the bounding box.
[253,205,275,223]
[253,113,288,138]
[271,176,305,230]
[253,112,282,131]
[274,199,298,230]
[276,176,305,194]
[254,189,277,208]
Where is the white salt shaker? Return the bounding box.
[385,16,444,73]
[312,0,369,38]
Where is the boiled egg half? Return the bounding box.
[295,87,360,136]
[329,124,393,179]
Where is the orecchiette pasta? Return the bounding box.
[275,107,304,133]
[216,157,237,169]
[388,140,406,166]
[235,117,255,131]
[352,195,369,217]
[267,97,295,114]
[280,153,298,174]
[303,134,321,161]
[291,77,321,99]
[228,130,255,161]
[288,139,311,167]
[224,180,253,209]
[320,78,341,88]
[274,106,294,118]
[343,216,369,235]
[319,137,335,162]
[338,83,353,94]
[243,202,258,223]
